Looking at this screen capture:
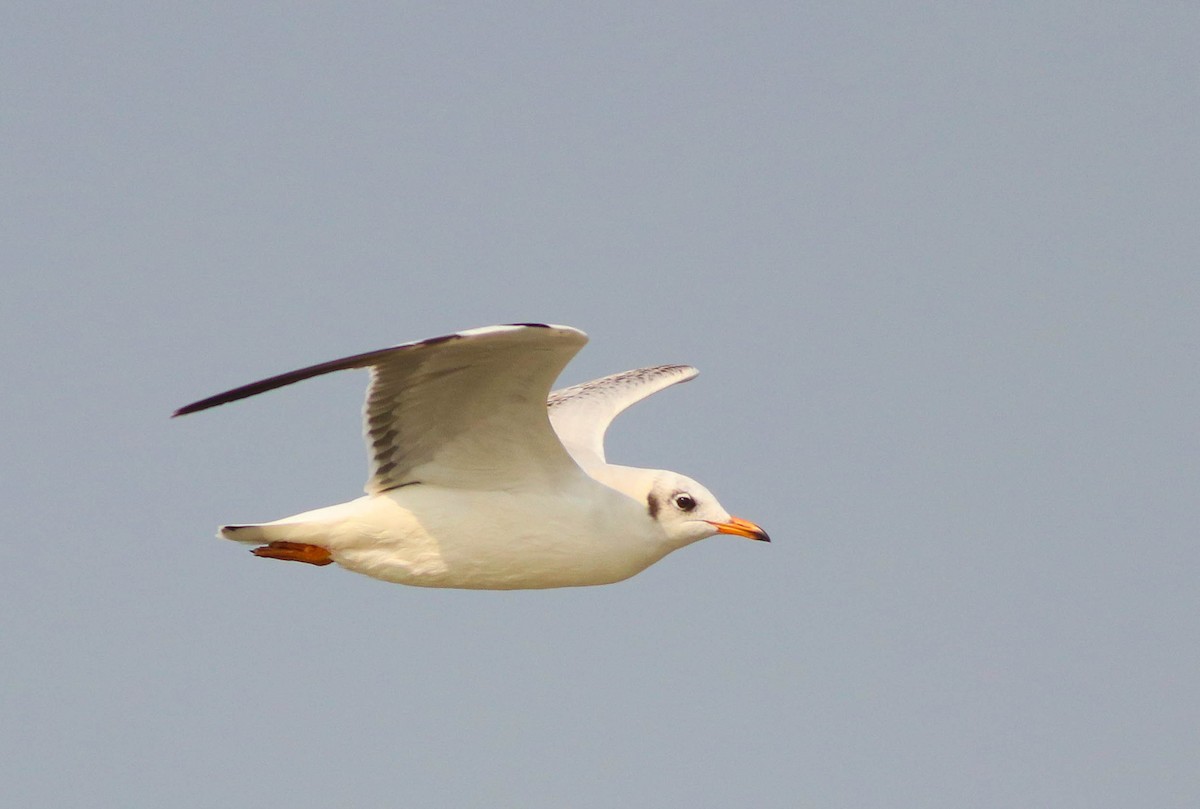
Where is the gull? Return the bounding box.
[174,324,768,589]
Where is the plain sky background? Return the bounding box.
[3,3,1197,807]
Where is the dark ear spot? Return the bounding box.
[647,492,659,519]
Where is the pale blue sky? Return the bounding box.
[3,4,1198,807]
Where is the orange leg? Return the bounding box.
[251,541,333,566]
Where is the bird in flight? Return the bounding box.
[175,324,768,589]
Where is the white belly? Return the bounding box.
[298,482,672,589]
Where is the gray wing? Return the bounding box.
[547,365,698,469]
[175,324,590,494]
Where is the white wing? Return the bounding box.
[547,365,698,469]
[175,324,590,494]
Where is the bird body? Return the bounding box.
[176,324,767,589]
[223,474,679,589]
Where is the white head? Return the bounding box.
[595,465,770,548]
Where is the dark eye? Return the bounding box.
[673,493,696,512]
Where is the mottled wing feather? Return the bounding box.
[175,324,590,494]
[547,365,698,468]
[362,325,589,492]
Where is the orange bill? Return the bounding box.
[708,516,770,542]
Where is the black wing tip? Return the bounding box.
[172,324,574,419]
[173,399,211,418]
[169,343,396,420]
[417,324,557,347]
[172,393,239,418]
[419,333,460,347]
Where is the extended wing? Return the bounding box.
[175,324,590,493]
[547,365,698,469]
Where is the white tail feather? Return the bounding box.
[219,523,313,544]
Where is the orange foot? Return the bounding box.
[251,541,333,566]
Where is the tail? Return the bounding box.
[219,523,334,566]
[218,500,360,545]
[219,522,316,544]
[217,501,360,566]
